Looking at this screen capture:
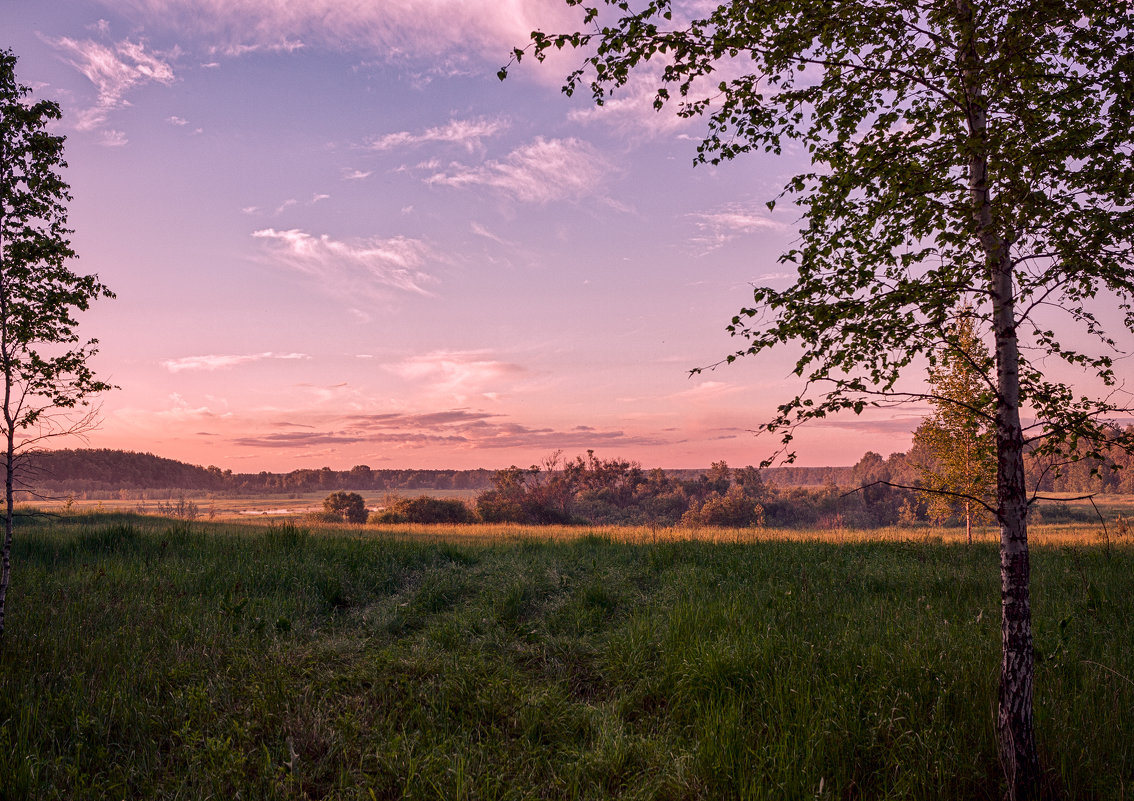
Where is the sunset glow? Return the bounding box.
[7,1,932,470]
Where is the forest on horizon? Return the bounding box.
[17,436,1134,499]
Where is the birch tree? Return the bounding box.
[0,49,114,640]
[502,2,1134,797]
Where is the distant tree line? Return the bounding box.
[18,433,1134,529]
[18,449,497,496]
[17,447,857,497]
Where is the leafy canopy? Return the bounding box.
[909,314,997,523]
[1,48,114,439]
[506,1,1134,464]
[323,491,368,524]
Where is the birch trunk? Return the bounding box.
[0,431,11,641]
[0,142,9,641]
[956,0,1038,796]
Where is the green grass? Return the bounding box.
[1,516,1132,799]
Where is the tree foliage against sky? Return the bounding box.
[910,314,997,538]
[505,2,1134,796]
[0,49,114,640]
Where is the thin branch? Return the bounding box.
[842,479,998,517]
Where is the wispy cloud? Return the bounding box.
[424,138,612,203]
[687,202,788,252]
[161,352,310,372]
[342,169,373,181]
[212,39,305,58]
[470,222,517,248]
[388,350,526,400]
[252,228,437,297]
[812,413,927,436]
[669,380,742,401]
[99,129,129,147]
[347,410,503,430]
[369,117,508,152]
[106,0,578,66]
[114,393,232,424]
[231,431,366,448]
[233,408,662,451]
[47,35,175,130]
[567,70,696,139]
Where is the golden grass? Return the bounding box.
[17,498,1129,548]
[358,520,1123,548]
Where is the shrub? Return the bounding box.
[373,496,475,524]
[156,494,199,520]
[323,491,368,524]
[681,486,765,527]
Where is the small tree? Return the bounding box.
[910,314,997,543]
[0,50,114,641]
[322,491,368,524]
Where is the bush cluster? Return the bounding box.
[326,449,1010,530]
[371,496,476,524]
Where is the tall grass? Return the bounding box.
[0,515,1130,799]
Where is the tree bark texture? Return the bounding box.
[956,0,1038,796]
[0,425,12,642]
[991,242,1037,799]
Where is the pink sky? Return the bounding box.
[7,1,966,470]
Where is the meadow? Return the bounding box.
[0,513,1131,799]
[30,489,478,521]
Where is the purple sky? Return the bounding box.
[6,0,939,470]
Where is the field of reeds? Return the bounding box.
[1,512,1131,799]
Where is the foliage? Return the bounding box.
[681,484,765,528]
[506,4,1134,793]
[373,495,476,524]
[321,491,368,524]
[0,49,114,640]
[910,316,997,531]
[510,1,1134,461]
[475,454,584,524]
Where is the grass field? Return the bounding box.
[1,514,1131,799]
[27,490,1134,526]
[26,489,481,521]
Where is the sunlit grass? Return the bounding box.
[361,520,1118,548]
[0,514,1130,799]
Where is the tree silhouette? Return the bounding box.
[0,50,114,641]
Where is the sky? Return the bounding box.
[3,0,939,471]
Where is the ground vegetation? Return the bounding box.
[0,515,1130,798]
